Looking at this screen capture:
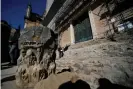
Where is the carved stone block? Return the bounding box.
[16,26,57,88]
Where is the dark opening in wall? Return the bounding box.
[73,11,93,43]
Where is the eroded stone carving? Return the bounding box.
[15,26,57,88]
[48,61,56,75]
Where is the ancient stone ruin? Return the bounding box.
[15,26,57,88]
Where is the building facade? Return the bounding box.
[24,4,43,28]
[43,0,133,47]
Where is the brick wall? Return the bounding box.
[89,3,133,39]
[59,1,133,45]
[89,4,110,39]
[60,27,71,47]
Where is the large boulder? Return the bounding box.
[15,26,57,88]
[55,31,133,89]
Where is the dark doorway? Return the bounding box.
[73,11,93,43]
[1,22,11,63]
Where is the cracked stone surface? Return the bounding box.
[15,26,57,88]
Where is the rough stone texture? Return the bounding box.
[60,27,71,48]
[15,26,57,88]
[56,30,133,89]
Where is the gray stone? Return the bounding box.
[55,33,133,89]
[16,26,57,88]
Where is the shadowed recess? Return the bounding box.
[97,78,133,89]
[1,75,15,83]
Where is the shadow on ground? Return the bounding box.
[1,63,15,70]
[1,75,15,83]
[1,66,13,70]
[57,68,71,74]
[58,79,90,89]
[58,78,133,89]
[97,78,133,89]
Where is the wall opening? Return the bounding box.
[73,11,93,43]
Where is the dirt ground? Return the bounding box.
[34,72,78,89]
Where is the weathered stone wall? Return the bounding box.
[89,4,111,39]
[60,27,71,48]
[24,19,41,28]
[89,1,133,39]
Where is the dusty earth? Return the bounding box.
[35,30,133,89]
[34,72,78,89]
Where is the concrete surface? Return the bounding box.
[1,62,18,89]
